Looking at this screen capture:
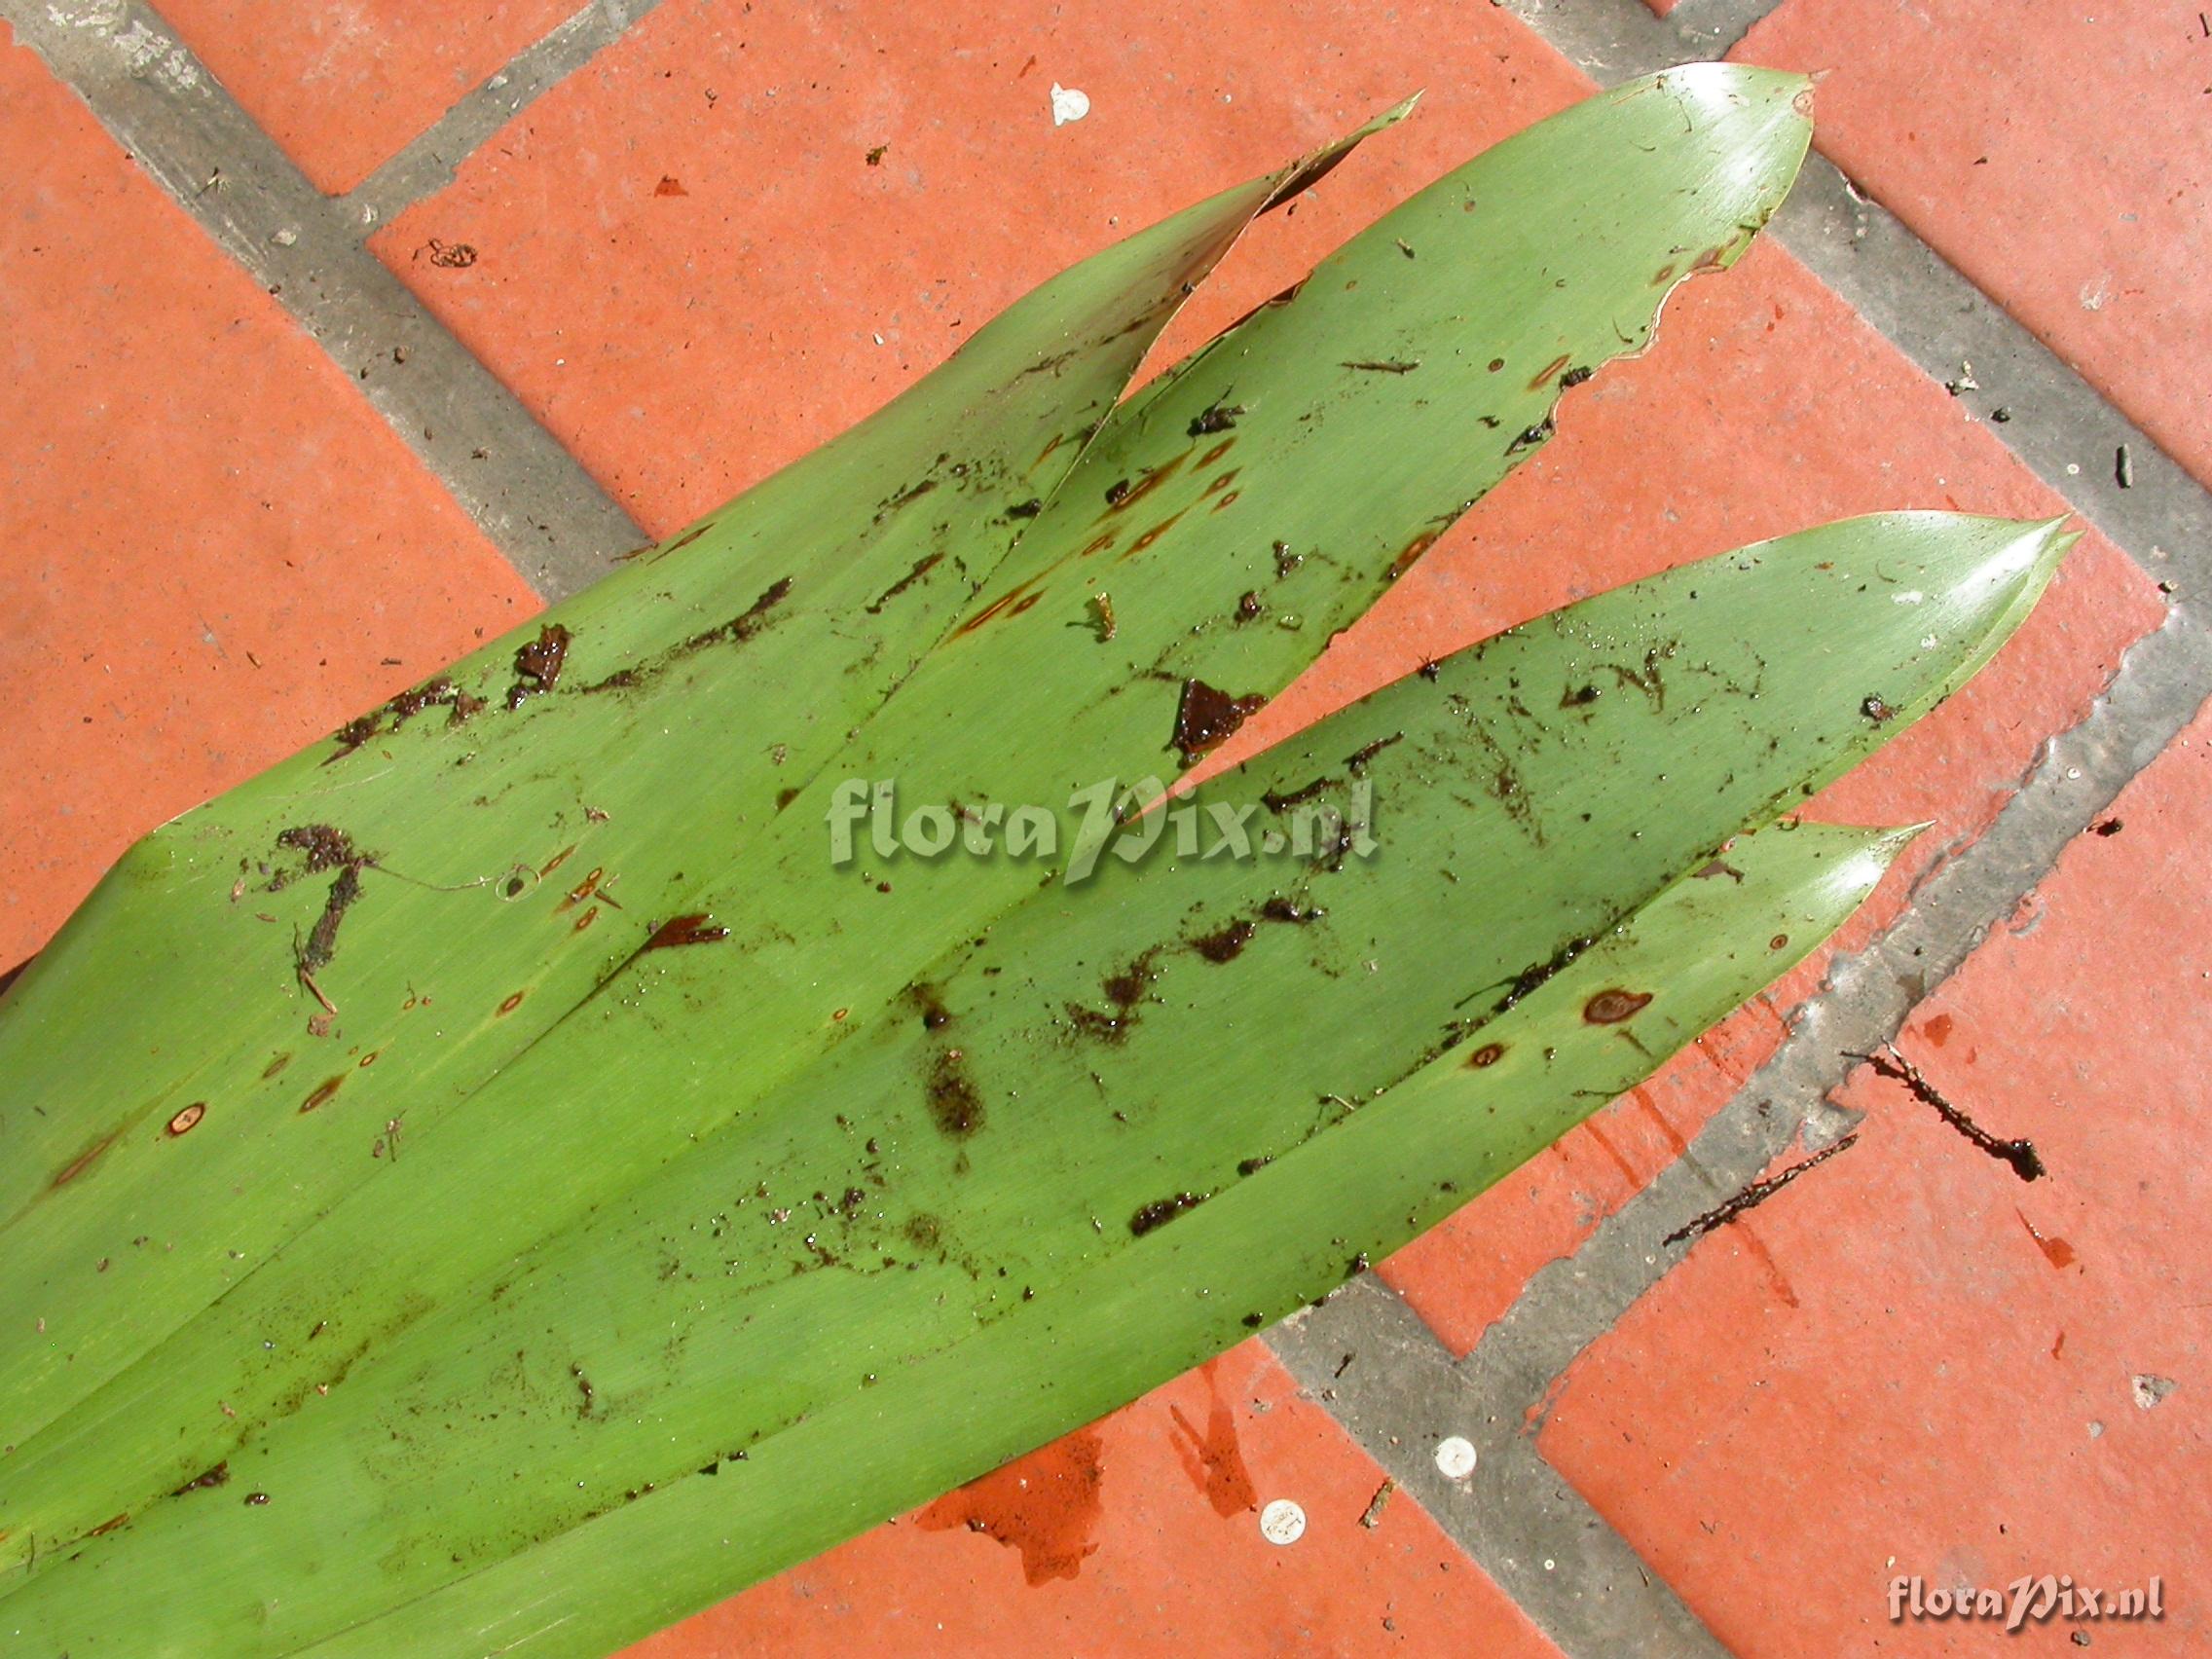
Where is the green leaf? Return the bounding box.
[0,97,1411,1427]
[0,510,2067,1655]
[0,63,1812,1456]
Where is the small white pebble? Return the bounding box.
[1259,1497,1306,1545]
[1050,83,1090,127]
[1434,1435,1478,1480]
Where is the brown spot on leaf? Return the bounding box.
[1191,919,1257,964]
[1465,1043,1506,1069]
[865,552,943,614]
[299,1076,345,1113]
[1066,950,1159,1044]
[1125,510,1187,557]
[1526,352,1571,390]
[1583,988,1652,1025]
[1129,1191,1209,1235]
[644,914,731,950]
[51,1128,120,1189]
[928,1050,983,1138]
[1171,679,1267,764]
[505,623,571,709]
[1098,451,1188,517]
[166,1102,206,1136]
[171,1462,229,1495]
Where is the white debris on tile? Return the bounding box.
[2131,1374,2176,1410]
[1433,1435,1478,1480]
[1050,83,1090,127]
[1258,1497,1306,1545]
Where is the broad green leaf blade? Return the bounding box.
[0,65,1814,1472]
[0,512,2066,1655]
[3,820,1906,1658]
[0,104,1405,1433]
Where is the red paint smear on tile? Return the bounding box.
[914,1429,1105,1586]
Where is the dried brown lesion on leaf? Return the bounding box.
[50,1125,122,1190]
[1098,450,1189,519]
[170,1462,229,1496]
[865,553,944,615]
[641,914,731,951]
[325,674,488,761]
[1189,896,1325,966]
[1170,679,1267,766]
[873,478,940,524]
[580,577,793,692]
[1582,988,1653,1025]
[1487,933,1597,1016]
[271,826,377,1010]
[504,624,572,710]
[926,1050,983,1139]
[1128,1190,1210,1236]
[1064,949,1161,1045]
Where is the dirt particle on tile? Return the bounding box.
[2131,1374,2176,1410]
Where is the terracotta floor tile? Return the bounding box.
[370,0,1592,536]
[0,26,535,970]
[627,1342,1563,1658]
[158,0,577,194]
[1737,1,2212,490]
[1537,706,2212,1654]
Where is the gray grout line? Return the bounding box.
[5,0,644,602]
[1501,0,2212,598]
[1772,153,2212,597]
[344,0,672,231]
[1641,0,1783,58]
[1268,1283,1734,1659]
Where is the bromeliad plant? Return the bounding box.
[0,65,2070,1656]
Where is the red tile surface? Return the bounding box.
[370,0,1589,536]
[627,1342,1563,1658]
[1538,707,2212,1655]
[1737,1,2212,489]
[158,0,577,195]
[0,25,535,970]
